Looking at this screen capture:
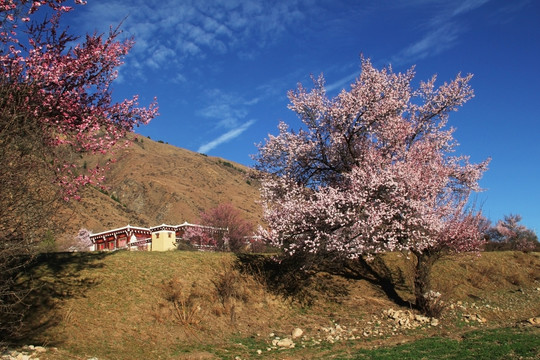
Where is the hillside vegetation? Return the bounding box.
[11,250,540,359]
[55,136,262,246]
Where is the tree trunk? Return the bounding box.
[413,251,437,313]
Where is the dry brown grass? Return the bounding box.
[54,135,262,245]
[12,250,540,359]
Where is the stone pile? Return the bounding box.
[257,308,445,355]
[461,313,487,323]
[382,309,440,329]
[1,345,47,360]
[317,323,359,343]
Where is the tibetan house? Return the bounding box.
[89,222,227,252]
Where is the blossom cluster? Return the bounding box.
[1,0,158,199]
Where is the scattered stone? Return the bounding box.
[326,335,335,343]
[398,317,410,327]
[1,346,51,360]
[291,327,303,339]
[256,349,262,355]
[415,314,430,323]
[463,314,486,323]
[276,338,294,348]
[382,308,443,330]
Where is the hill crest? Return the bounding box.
[57,136,262,245]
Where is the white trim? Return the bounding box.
[90,225,150,238]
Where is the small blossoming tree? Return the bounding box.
[182,226,218,250]
[254,58,489,314]
[486,214,539,252]
[199,203,255,252]
[74,228,93,251]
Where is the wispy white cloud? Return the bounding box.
[392,23,461,65]
[325,71,360,93]
[197,89,258,128]
[198,103,248,129]
[195,88,260,153]
[197,120,256,154]
[492,0,531,24]
[74,0,311,82]
[391,0,492,65]
[450,0,490,17]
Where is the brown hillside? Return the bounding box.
[56,136,262,244]
[12,251,540,359]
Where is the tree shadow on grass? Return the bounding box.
[7,251,114,347]
[235,252,345,306]
[333,255,412,308]
[235,252,412,308]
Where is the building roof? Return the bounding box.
[89,225,151,238]
[89,222,227,240]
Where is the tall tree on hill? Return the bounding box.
[0,0,157,341]
[253,58,489,315]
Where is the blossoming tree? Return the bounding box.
[182,226,219,250]
[1,0,158,197]
[486,214,539,252]
[199,203,255,252]
[254,58,489,313]
[0,0,157,339]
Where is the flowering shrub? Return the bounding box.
[182,226,218,250]
[74,228,93,251]
[198,203,254,252]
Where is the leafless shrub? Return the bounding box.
[159,278,204,326]
[211,263,251,324]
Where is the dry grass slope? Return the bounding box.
[12,250,540,359]
[55,136,262,246]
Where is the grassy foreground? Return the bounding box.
[8,250,540,359]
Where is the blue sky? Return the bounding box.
[66,0,539,232]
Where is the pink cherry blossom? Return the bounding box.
[254,58,490,312]
[1,0,158,199]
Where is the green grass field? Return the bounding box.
[349,327,539,360]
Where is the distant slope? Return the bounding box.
[57,136,262,243]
